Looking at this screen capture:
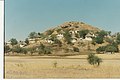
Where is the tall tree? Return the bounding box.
[25,38,29,45]
[28,32,38,39]
[10,38,18,46]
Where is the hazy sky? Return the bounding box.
[5,0,120,41]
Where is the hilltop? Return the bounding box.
[5,21,120,56]
[44,21,100,35]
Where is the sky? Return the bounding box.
[5,0,120,41]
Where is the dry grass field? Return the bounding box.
[5,53,120,79]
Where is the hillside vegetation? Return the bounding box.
[5,21,120,56]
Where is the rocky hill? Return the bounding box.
[5,21,120,56]
[44,21,101,35]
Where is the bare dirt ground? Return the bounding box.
[4,53,120,79]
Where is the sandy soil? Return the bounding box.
[4,53,120,79]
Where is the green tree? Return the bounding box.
[4,45,11,53]
[98,30,107,37]
[96,46,106,53]
[10,38,18,46]
[63,30,72,44]
[94,36,104,44]
[37,44,52,55]
[54,38,62,47]
[116,34,120,44]
[28,32,38,39]
[87,53,102,67]
[105,45,118,54]
[12,46,22,53]
[25,38,29,45]
[28,47,36,55]
[78,30,89,39]
[22,48,28,55]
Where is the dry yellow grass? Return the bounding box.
[5,53,120,79]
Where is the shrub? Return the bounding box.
[4,45,11,53]
[28,32,38,39]
[116,34,120,44]
[73,47,79,52]
[12,46,22,53]
[63,30,72,44]
[105,45,118,54]
[87,53,102,67]
[94,36,104,44]
[10,38,18,46]
[98,30,107,37]
[37,44,52,55]
[28,47,36,55]
[22,48,28,55]
[25,38,29,45]
[96,46,106,54]
[78,30,89,39]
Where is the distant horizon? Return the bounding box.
[5,0,120,41]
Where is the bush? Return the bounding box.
[25,38,29,45]
[4,45,11,53]
[10,38,18,46]
[78,30,89,39]
[87,53,102,66]
[98,30,107,37]
[22,48,28,54]
[73,47,79,52]
[116,34,120,44]
[12,46,22,53]
[28,47,36,55]
[105,45,118,54]
[37,44,52,55]
[94,36,104,44]
[96,46,106,54]
[63,30,72,44]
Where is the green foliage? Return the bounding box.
[25,38,29,45]
[105,37,113,44]
[96,46,106,53]
[78,30,89,39]
[44,47,52,54]
[94,36,104,44]
[28,47,36,55]
[98,30,107,37]
[12,46,23,53]
[37,44,52,55]
[28,32,38,39]
[116,34,120,44]
[105,45,118,54]
[87,53,102,66]
[63,30,72,44]
[73,47,79,52]
[4,45,11,53]
[10,38,18,46]
[54,38,62,47]
[22,48,28,54]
